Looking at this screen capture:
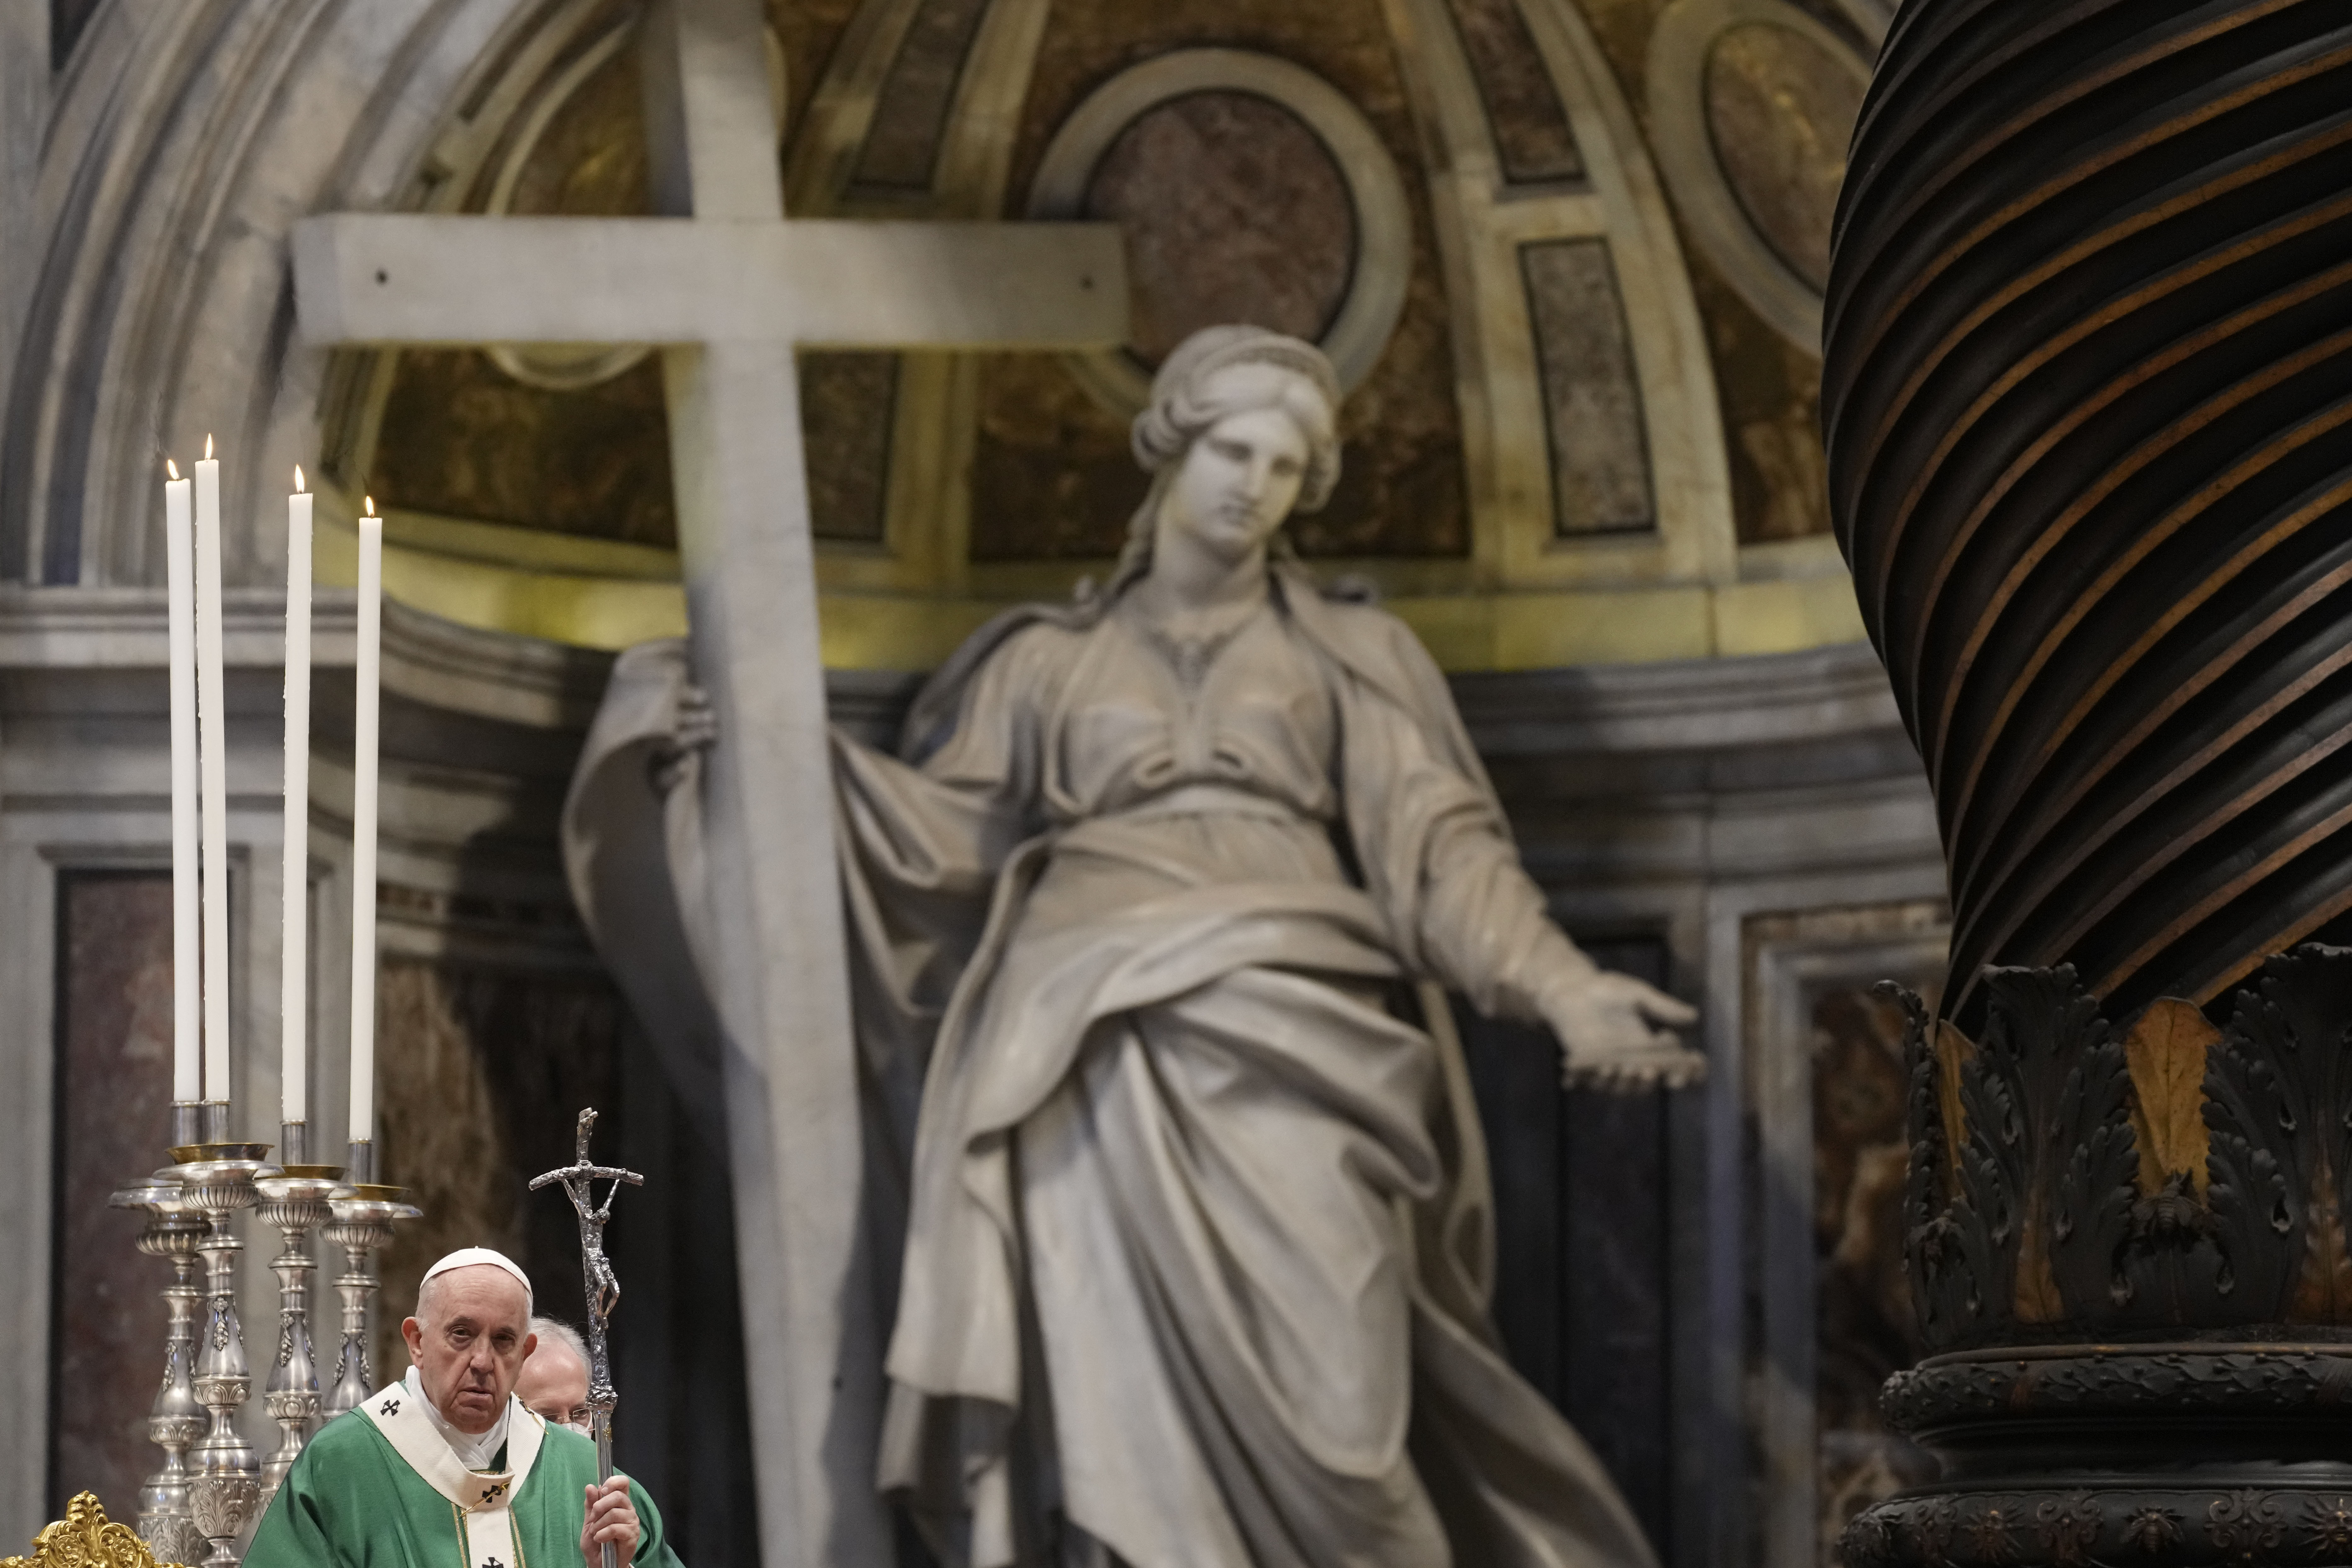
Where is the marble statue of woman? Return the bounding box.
[565,325,1702,1568]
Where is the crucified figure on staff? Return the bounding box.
[531,1109,643,1568]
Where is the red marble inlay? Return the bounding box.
[51,873,177,1522]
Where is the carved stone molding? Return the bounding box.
[1882,1346,2352,1434]
[1845,1484,2352,1568]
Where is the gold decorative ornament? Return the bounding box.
[2,1493,186,1568]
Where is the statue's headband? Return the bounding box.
[1131,324,1344,511]
[1143,324,1340,421]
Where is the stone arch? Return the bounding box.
[2,0,547,589]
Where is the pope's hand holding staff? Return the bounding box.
[243,1248,682,1568]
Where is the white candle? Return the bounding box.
[281,470,313,1128]
[194,437,231,1109]
[165,462,200,1104]
[348,502,383,1145]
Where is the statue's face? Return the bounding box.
[401,1265,536,1434]
[1166,375,1313,564]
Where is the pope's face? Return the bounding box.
[1164,370,1312,567]
[514,1338,592,1434]
[401,1266,535,1435]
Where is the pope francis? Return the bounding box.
[245,1248,682,1568]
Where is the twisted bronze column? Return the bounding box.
[1825,2,2352,1562]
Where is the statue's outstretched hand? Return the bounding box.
[1543,970,1705,1092]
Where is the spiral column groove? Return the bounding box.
[1823,0,2352,1027]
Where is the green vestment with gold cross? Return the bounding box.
[245,1380,682,1568]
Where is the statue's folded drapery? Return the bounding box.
[563,570,1659,1568]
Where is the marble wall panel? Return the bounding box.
[1562,0,1659,103]
[1807,984,1934,1563]
[1443,0,1585,184]
[371,955,623,1387]
[1686,256,1831,543]
[1522,239,1657,535]
[769,0,863,151]
[1523,0,1845,545]
[1703,24,1862,294]
[970,0,1469,561]
[851,0,994,192]
[1085,91,1356,365]
[1743,903,1947,1568]
[371,351,680,546]
[969,357,1153,560]
[800,353,898,543]
[370,348,895,547]
[498,26,652,218]
[47,872,175,1522]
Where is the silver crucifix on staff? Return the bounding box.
[530,1108,643,1568]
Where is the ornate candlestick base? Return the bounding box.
[253,1155,343,1506]
[1842,963,2352,1568]
[168,1143,275,1568]
[320,1159,419,1417]
[1848,1342,2352,1568]
[109,1168,212,1566]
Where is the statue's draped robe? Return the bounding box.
[564,571,1658,1568]
[244,1396,680,1568]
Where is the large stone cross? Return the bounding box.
[288,4,1125,1565]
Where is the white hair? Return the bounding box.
[528,1315,588,1368]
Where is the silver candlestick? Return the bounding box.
[170,1142,276,1568]
[253,1136,343,1506]
[320,1146,418,1418]
[109,1168,212,1566]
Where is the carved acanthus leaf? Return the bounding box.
[2123,998,2217,1196]
[2206,946,2352,1323]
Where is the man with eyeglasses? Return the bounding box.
[515,1315,595,1435]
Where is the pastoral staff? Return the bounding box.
[246,1247,681,1568]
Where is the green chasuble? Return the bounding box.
[247,1386,683,1568]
